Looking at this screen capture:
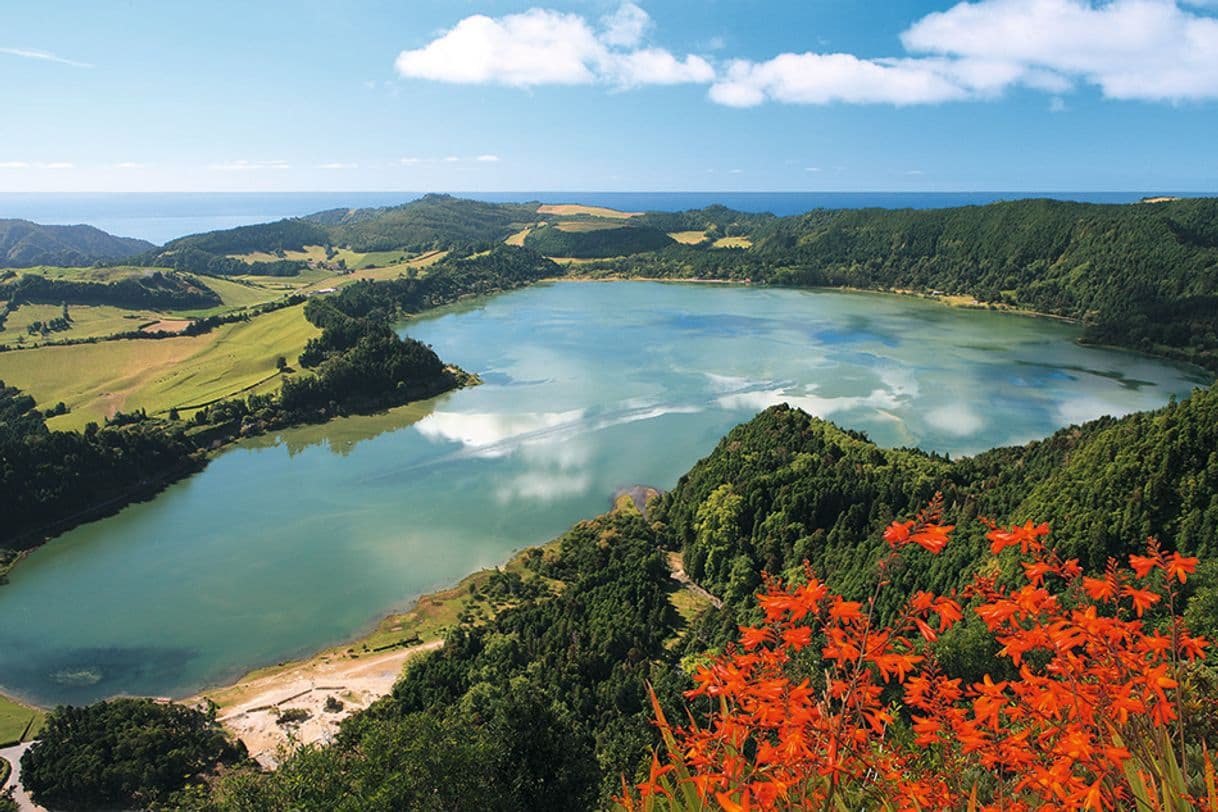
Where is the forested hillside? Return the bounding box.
[750,198,1218,368]
[0,219,154,268]
[308,194,539,252]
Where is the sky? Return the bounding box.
[2,0,1218,193]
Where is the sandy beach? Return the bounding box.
[194,640,442,767]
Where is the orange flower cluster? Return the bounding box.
[622,498,1213,812]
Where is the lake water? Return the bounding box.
[0,282,1208,705]
[0,191,1199,245]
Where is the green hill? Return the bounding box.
[0,219,154,268]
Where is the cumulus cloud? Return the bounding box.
[317,162,358,170]
[710,0,1218,106]
[0,46,92,68]
[600,1,651,47]
[0,161,29,169]
[903,0,1218,102]
[394,3,712,88]
[475,154,500,162]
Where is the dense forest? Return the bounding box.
[0,379,203,553]
[589,198,1218,369]
[17,384,1201,809]
[20,699,244,810]
[0,219,153,268]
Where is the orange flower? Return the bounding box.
[623,501,1209,812]
[1165,552,1199,583]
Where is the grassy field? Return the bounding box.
[185,275,292,311]
[712,236,752,249]
[0,693,45,746]
[0,305,320,429]
[504,226,533,246]
[668,230,709,245]
[0,303,164,347]
[536,203,639,219]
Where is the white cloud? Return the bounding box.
[600,1,651,47]
[904,0,1218,101]
[709,0,1218,106]
[208,159,290,171]
[710,52,979,107]
[0,46,92,68]
[475,154,500,162]
[394,3,712,88]
[43,162,74,170]
[317,162,358,170]
[0,161,29,169]
[113,162,146,169]
[443,155,460,162]
[806,166,822,172]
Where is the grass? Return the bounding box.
[186,275,289,311]
[504,226,533,246]
[0,305,320,429]
[536,203,639,219]
[668,230,709,245]
[712,236,752,249]
[0,303,163,347]
[0,693,45,746]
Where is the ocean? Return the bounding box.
[0,191,1205,245]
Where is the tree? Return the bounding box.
[21,699,245,810]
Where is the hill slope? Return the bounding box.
[0,220,154,268]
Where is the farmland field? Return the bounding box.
[0,303,164,347]
[536,203,639,219]
[668,230,709,244]
[0,305,319,428]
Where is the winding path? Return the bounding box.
[0,742,46,812]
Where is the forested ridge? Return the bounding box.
[0,219,153,268]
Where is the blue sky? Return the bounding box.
[3,0,1218,192]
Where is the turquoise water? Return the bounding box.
[0,282,1207,705]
